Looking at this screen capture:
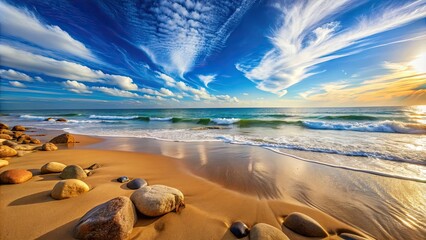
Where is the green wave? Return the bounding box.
[237,119,302,128]
[318,115,378,121]
[197,118,211,125]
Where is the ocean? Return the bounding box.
[1,106,425,182]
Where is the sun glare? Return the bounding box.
[409,53,426,73]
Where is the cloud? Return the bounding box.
[243,93,249,96]
[238,0,426,96]
[9,81,26,88]
[62,80,92,94]
[99,0,255,76]
[91,86,140,98]
[198,74,217,87]
[0,1,95,61]
[0,44,138,90]
[0,69,32,81]
[159,88,174,97]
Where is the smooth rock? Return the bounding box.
[0,129,13,135]
[84,169,93,176]
[0,122,9,130]
[42,142,58,151]
[12,125,26,131]
[50,133,75,143]
[117,176,129,183]
[0,134,12,140]
[230,221,249,238]
[0,169,32,184]
[60,165,87,180]
[13,131,25,139]
[126,178,147,190]
[130,185,185,217]
[283,212,328,238]
[51,179,90,200]
[0,145,17,158]
[44,117,54,121]
[86,163,100,170]
[14,144,37,151]
[74,196,137,240]
[250,223,289,240]
[17,135,30,143]
[30,138,41,144]
[56,118,67,122]
[340,233,368,240]
[2,140,18,148]
[41,162,67,174]
[0,160,9,168]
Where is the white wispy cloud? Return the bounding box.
[0,44,138,90]
[62,80,92,94]
[91,86,140,98]
[198,74,217,87]
[9,81,26,88]
[0,69,32,81]
[238,0,426,96]
[104,0,255,76]
[0,1,95,61]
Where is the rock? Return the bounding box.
[0,134,12,140]
[13,131,25,139]
[50,133,75,143]
[130,185,185,217]
[44,117,54,121]
[50,179,90,200]
[0,145,17,158]
[2,140,18,148]
[86,163,100,170]
[117,176,129,183]
[84,169,94,176]
[17,135,30,143]
[339,233,368,240]
[41,162,67,174]
[126,178,147,190]
[0,129,13,135]
[30,138,41,144]
[250,223,289,240]
[0,160,9,168]
[42,142,58,151]
[74,196,137,240]
[0,169,32,184]
[230,221,249,238]
[283,212,328,238]
[0,122,9,130]
[56,118,67,122]
[12,125,26,131]
[59,165,87,180]
[14,144,37,151]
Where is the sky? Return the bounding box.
[0,0,425,109]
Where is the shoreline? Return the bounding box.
[0,127,372,239]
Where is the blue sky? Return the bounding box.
[0,0,425,109]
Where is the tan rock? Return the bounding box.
[56,118,67,122]
[0,169,32,184]
[0,134,12,140]
[59,165,87,179]
[50,179,90,200]
[283,212,328,238]
[0,160,9,168]
[74,196,137,240]
[2,140,17,148]
[13,144,37,151]
[0,129,13,135]
[12,125,26,131]
[250,223,289,240]
[50,133,75,144]
[41,162,67,174]
[0,122,9,130]
[30,138,42,144]
[13,131,25,139]
[130,185,185,217]
[42,142,58,151]
[0,145,17,158]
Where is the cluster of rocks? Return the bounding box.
[44,117,68,122]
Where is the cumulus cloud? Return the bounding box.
[91,86,140,98]
[198,74,217,87]
[0,1,95,61]
[0,69,32,81]
[62,80,92,94]
[238,0,426,96]
[0,44,138,90]
[9,81,26,88]
[160,88,174,96]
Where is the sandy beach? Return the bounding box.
[0,128,374,240]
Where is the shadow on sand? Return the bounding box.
[35,218,79,240]
[9,190,54,206]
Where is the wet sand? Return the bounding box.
[0,132,371,240]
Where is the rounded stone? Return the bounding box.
[13,131,25,139]
[0,169,32,184]
[230,221,249,238]
[250,223,289,240]
[283,212,328,238]
[340,233,368,240]
[117,176,129,183]
[12,125,26,131]
[51,179,90,200]
[0,160,9,168]
[49,133,75,143]
[0,134,12,140]
[0,145,17,158]
[130,185,185,217]
[30,138,42,144]
[42,142,58,151]
[41,162,67,174]
[56,118,67,122]
[59,165,87,180]
[126,178,147,189]
[0,122,9,130]
[2,140,17,148]
[0,129,13,135]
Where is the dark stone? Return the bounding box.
[60,165,87,180]
[49,133,75,143]
[283,212,328,238]
[340,233,368,240]
[117,176,129,183]
[0,122,9,130]
[12,125,26,131]
[230,221,249,238]
[86,163,100,170]
[126,178,147,190]
[56,118,67,122]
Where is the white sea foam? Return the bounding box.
[211,118,240,125]
[149,117,173,121]
[19,114,46,120]
[89,115,139,120]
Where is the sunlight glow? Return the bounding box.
[409,53,426,73]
